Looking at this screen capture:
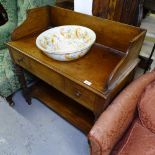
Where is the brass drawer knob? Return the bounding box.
[75,90,81,97]
[17,57,24,63]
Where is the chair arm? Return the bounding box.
[0,22,16,50]
[88,70,155,155]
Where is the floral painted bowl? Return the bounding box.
[36,25,96,61]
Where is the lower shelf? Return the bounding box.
[30,81,94,134]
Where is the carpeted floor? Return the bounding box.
[0,92,89,155]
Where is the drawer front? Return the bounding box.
[65,79,95,111]
[11,49,64,91]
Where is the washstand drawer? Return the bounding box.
[65,79,95,111]
[11,49,64,90]
[11,50,32,70]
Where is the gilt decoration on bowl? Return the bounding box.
[36,25,96,61]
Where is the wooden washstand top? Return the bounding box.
[8,6,146,97]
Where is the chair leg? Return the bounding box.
[6,94,15,106]
[144,43,155,73]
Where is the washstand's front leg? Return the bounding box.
[6,94,15,106]
[15,64,32,105]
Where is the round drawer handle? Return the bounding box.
[75,90,82,97]
[17,57,24,63]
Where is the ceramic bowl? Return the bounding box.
[36,25,96,61]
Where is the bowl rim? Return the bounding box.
[36,25,96,55]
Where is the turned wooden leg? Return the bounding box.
[6,94,15,106]
[15,64,32,105]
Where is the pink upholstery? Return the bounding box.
[117,119,155,155]
[138,81,155,134]
[88,70,155,155]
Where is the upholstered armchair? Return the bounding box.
[0,0,55,98]
[88,69,155,155]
